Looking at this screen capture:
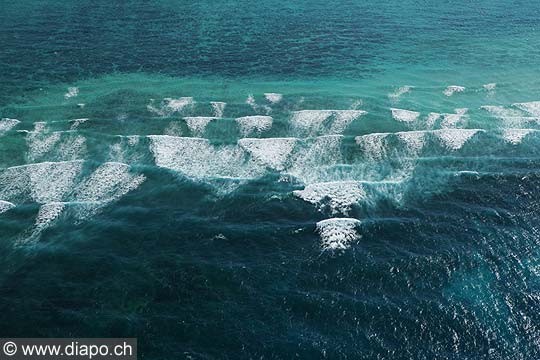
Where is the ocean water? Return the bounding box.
[1,1,540,359]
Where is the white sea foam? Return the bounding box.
[148,135,260,180]
[480,105,528,127]
[443,85,465,97]
[388,86,412,103]
[211,102,226,117]
[288,135,343,184]
[0,118,20,134]
[291,110,364,135]
[57,133,87,160]
[391,108,420,123]
[316,218,361,250]
[183,117,217,136]
[238,138,298,171]
[355,133,390,160]
[0,166,30,201]
[330,110,366,133]
[235,116,273,136]
[64,87,79,99]
[246,94,271,114]
[28,161,83,203]
[163,121,183,136]
[75,162,145,204]
[147,97,194,117]
[426,113,441,128]
[290,110,334,134]
[0,161,83,204]
[434,129,481,150]
[27,129,86,162]
[26,131,61,162]
[501,129,535,145]
[0,200,15,214]
[396,131,426,153]
[440,109,468,129]
[294,181,367,214]
[481,106,524,119]
[483,83,496,91]
[264,93,283,104]
[69,118,89,130]
[34,202,65,232]
[512,101,540,117]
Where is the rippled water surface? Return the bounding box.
[1,1,540,359]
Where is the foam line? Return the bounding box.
[0,200,15,214]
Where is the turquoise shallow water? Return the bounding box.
[2,1,540,359]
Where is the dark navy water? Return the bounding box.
[1,1,540,359]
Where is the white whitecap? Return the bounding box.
[147,97,194,117]
[425,113,441,128]
[434,129,481,150]
[0,118,20,134]
[148,135,261,180]
[210,102,226,117]
[443,86,465,97]
[235,116,273,136]
[391,108,420,123]
[501,129,535,145]
[294,181,367,214]
[512,101,540,117]
[330,110,366,133]
[238,138,298,171]
[440,109,468,129]
[396,131,426,153]
[388,86,412,103]
[290,110,334,134]
[316,218,361,251]
[264,93,283,104]
[64,87,79,99]
[183,117,217,136]
[355,133,390,160]
[69,118,89,130]
[74,162,145,219]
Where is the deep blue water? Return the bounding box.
[1,1,540,359]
